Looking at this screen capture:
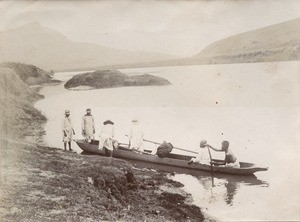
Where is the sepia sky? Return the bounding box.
[0,0,300,56]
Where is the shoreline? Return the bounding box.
[0,66,216,221]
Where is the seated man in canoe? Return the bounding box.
[206,140,240,168]
[188,140,210,165]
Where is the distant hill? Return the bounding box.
[0,23,175,71]
[191,18,300,64]
[125,18,300,68]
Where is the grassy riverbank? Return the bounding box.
[0,64,214,221]
[0,139,207,221]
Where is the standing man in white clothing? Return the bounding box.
[62,110,75,151]
[82,108,95,143]
[99,120,115,151]
[128,119,144,151]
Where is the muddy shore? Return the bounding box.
[0,65,216,222]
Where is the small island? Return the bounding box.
[64,69,171,90]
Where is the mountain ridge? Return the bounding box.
[83,18,300,70]
[0,23,176,71]
[1,19,299,71]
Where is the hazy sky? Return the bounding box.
[0,0,300,56]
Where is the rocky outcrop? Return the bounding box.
[0,62,59,85]
[0,67,46,139]
[64,69,171,89]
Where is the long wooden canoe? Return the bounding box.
[75,139,268,175]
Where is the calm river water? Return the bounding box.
[35,61,300,221]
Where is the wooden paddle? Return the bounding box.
[207,147,214,173]
[142,138,198,154]
[207,146,215,186]
[118,142,129,146]
[125,135,197,154]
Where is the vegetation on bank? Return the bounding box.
[1,141,205,221]
[0,67,46,139]
[0,63,209,221]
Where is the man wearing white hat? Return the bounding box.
[82,108,95,143]
[128,119,144,151]
[62,110,75,151]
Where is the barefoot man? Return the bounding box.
[82,108,95,143]
[62,110,75,151]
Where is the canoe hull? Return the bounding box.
[75,140,268,175]
[113,146,267,175]
[75,139,112,156]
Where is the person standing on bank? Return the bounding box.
[82,108,95,143]
[62,110,75,151]
[128,119,144,151]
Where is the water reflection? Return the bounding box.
[198,176,241,206]
[79,149,269,209]
[225,181,239,205]
[125,159,269,207]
